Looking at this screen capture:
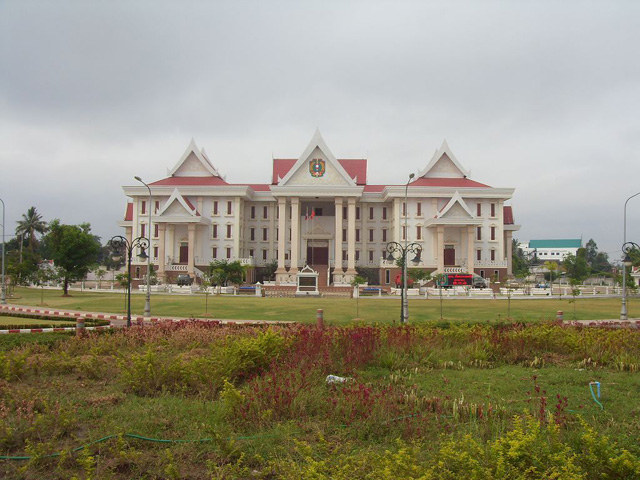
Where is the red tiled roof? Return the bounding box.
[363,185,386,192]
[246,184,272,192]
[503,206,514,225]
[182,197,199,215]
[271,158,367,185]
[272,159,297,184]
[410,177,490,188]
[150,176,229,186]
[124,203,133,221]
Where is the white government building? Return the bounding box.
[119,131,519,287]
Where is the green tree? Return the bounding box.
[564,248,589,284]
[209,260,246,287]
[409,268,431,287]
[15,206,47,252]
[543,261,558,294]
[43,220,101,296]
[585,239,612,274]
[512,238,530,277]
[93,267,107,289]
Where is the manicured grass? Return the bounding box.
[5,286,636,325]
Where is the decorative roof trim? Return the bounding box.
[168,139,221,178]
[277,129,356,187]
[157,188,199,217]
[415,140,470,180]
[436,191,475,219]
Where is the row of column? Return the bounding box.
[276,196,357,278]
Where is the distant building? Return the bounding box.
[520,239,582,262]
[119,131,520,286]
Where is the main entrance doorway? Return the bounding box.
[306,240,329,287]
[179,244,188,263]
[444,246,456,266]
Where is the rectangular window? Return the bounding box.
[226,224,232,239]
[250,228,255,241]
[154,224,159,238]
[369,229,374,242]
[416,226,422,240]
[356,229,360,242]
[342,250,347,260]
[141,201,146,215]
[343,206,348,219]
[402,202,406,217]
[369,250,374,262]
[491,226,496,241]
[491,249,496,261]
[226,248,232,259]
[382,229,387,242]
[402,225,406,241]
[477,203,482,217]
[249,249,254,258]
[227,201,232,215]
[382,207,387,220]
[250,206,256,219]
[369,207,374,220]
[417,202,422,216]
[213,201,218,215]
[477,249,482,261]
[212,247,218,259]
[153,246,158,258]
[477,227,482,241]
[154,200,160,213]
[355,250,360,261]
[212,224,218,239]
[263,205,268,219]
[262,249,268,260]
[262,228,268,241]
[288,228,291,241]
[356,207,360,220]
[385,269,390,284]
[276,228,279,241]
[342,229,347,242]
[141,224,146,238]
[491,203,496,217]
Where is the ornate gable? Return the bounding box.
[415,140,470,180]
[168,139,221,178]
[277,130,356,187]
[158,189,199,217]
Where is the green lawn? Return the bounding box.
[4,286,635,325]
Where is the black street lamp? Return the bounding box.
[621,241,639,321]
[109,235,149,327]
[386,241,422,323]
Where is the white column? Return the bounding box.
[334,197,344,277]
[187,224,196,275]
[290,197,300,271]
[467,226,475,274]
[346,197,357,274]
[276,197,287,274]
[158,223,167,280]
[506,230,513,276]
[437,225,445,273]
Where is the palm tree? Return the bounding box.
[16,207,47,252]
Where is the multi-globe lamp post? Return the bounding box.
[620,241,639,321]
[385,173,422,323]
[135,176,152,319]
[109,235,149,327]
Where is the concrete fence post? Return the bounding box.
[316,309,324,329]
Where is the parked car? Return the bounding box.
[176,274,194,286]
[536,282,550,289]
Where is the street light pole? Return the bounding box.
[621,192,640,321]
[109,235,149,327]
[621,241,640,321]
[402,173,415,323]
[0,198,6,304]
[135,176,152,318]
[386,241,421,324]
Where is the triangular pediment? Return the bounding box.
[277,130,356,187]
[415,140,470,180]
[437,191,474,219]
[308,224,331,236]
[168,139,221,178]
[158,189,199,217]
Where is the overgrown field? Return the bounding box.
[1,321,640,479]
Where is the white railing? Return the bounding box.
[475,260,508,268]
[194,257,255,266]
[443,266,464,273]
[166,264,188,272]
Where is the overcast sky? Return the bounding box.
[1,0,639,259]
